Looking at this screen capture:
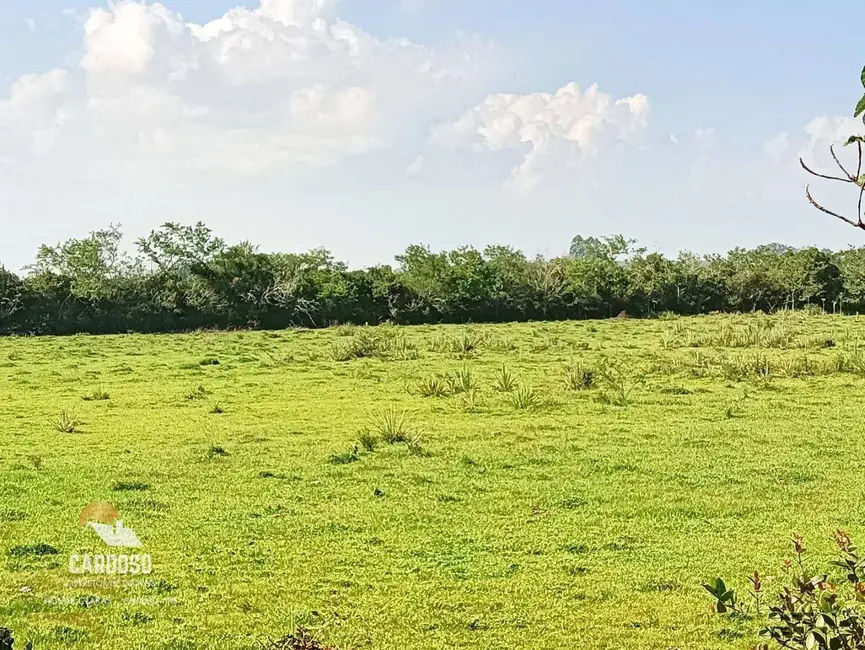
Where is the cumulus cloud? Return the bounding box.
[0,0,495,175]
[804,115,864,148]
[429,82,650,192]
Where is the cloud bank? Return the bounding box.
[0,0,656,189]
[0,0,496,176]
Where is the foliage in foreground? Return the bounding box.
[706,531,865,649]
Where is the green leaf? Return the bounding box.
[861,65,865,89]
[806,632,817,650]
[856,95,865,118]
[845,136,865,146]
[702,577,726,597]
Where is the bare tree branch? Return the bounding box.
[805,184,865,229]
[830,144,857,181]
[800,157,850,184]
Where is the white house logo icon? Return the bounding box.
[70,502,152,575]
[87,520,142,548]
[78,502,143,548]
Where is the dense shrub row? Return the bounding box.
[0,224,862,335]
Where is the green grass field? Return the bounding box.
[3,313,865,649]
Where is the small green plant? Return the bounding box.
[185,385,208,401]
[82,387,110,402]
[207,445,229,458]
[447,365,475,394]
[387,336,420,361]
[53,408,81,433]
[121,612,154,627]
[370,407,414,444]
[358,432,379,452]
[597,358,645,406]
[415,374,448,398]
[459,388,482,413]
[493,365,518,393]
[564,362,594,391]
[8,543,59,558]
[330,340,360,362]
[509,384,540,411]
[840,350,865,376]
[329,328,388,362]
[659,385,692,395]
[406,434,427,457]
[209,403,225,414]
[660,330,679,350]
[486,336,517,352]
[328,445,361,465]
[334,324,358,337]
[448,331,481,357]
[263,627,337,650]
[754,355,774,389]
[112,481,150,492]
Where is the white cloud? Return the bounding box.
[429,82,650,192]
[804,115,864,147]
[0,0,495,175]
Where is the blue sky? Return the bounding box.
[0,0,863,271]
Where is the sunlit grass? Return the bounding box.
[1,313,865,649]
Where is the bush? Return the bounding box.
[705,531,865,649]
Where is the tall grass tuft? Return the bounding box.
[82,387,110,402]
[509,385,540,411]
[53,409,81,433]
[415,374,448,398]
[358,432,379,452]
[840,350,865,376]
[447,365,476,394]
[564,362,594,391]
[185,385,208,401]
[330,327,388,361]
[493,365,518,393]
[387,336,420,361]
[370,407,414,444]
[459,388,482,413]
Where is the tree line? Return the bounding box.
[1,223,864,335]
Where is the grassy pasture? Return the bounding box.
[2,313,865,649]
